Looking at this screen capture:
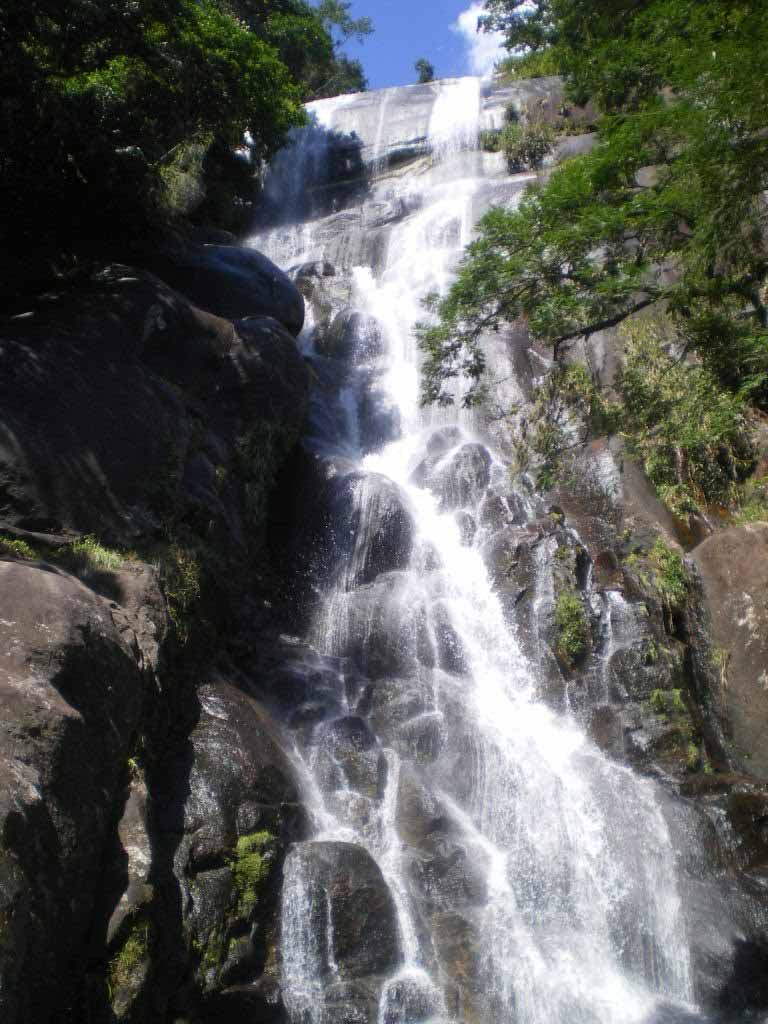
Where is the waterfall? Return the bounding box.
[249,78,701,1024]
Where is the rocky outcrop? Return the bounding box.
[0,243,310,1023]
[0,559,160,1023]
[0,264,308,548]
[691,524,768,778]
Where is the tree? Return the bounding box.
[415,58,435,84]
[221,0,372,99]
[417,0,768,411]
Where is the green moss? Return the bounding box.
[685,742,701,771]
[229,831,275,917]
[649,688,687,718]
[643,639,660,665]
[649,539,688,610]
[0,534,36,559]
[194,928,226,972]
[555,591,589,667]
[109,919,150,993]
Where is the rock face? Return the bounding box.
[0,559,152,1023]
[0,241,311,1023]
[0,264,308,546]
[691,524,768,778]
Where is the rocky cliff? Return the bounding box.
[0,245,311,1022]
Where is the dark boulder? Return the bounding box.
[148,243,305,337]
[0,267,308,546]
[146,678,306,1010]
[0,560,147,1024]
[315,474,414,589]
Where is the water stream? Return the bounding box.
[250,77,699,1024]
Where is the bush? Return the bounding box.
[555,590,588,667]
[499,121,556,171]
[649,539,688,611]
[0,535,36,560]
[616,315,755,517]
[495,49,561,83]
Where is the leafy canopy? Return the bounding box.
[418,0,768,412]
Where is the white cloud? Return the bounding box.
[451,2,506,79]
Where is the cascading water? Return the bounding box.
[250,77,703,1024]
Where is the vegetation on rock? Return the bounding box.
[415,58,435,84]
[418,0,767,521]
[108,918,150,994]
[229,831,275,916]
[554,590,588,667]
[481,120,556,172]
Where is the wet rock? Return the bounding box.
[319,473,414,588]
[691,524,768,779]
[426,443,492,512]
[357,385,400,452]
[607,639,685,704]
[430,911,482,1020]
[318,309,385,362]
[153,678,306,1001]
[432,601,467,676]
[286,841,401,978]
[291,260,336,281]
[200,978,286,1023]
[320,716,385,798]
[455,511,476,546]
[379,972,440,1024]
[338,573,421,679]
[409,836,488,911]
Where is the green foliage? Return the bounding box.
[735,476,768,525]
[495,48,560,82]
[649,539,688,610]
[236,420,299,531]
[0,0,318,293]
[0,535,36,560]
[649,687,686,718]
[498,121,556,172]
[109,918,150,993]
[224,0,372,100]
[554,590,588,667]
[420,0,768,436]
[415,58,435,84]
[616,316,755,516]
[229,831,274,916]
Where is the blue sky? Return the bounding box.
[339,1,507,91]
